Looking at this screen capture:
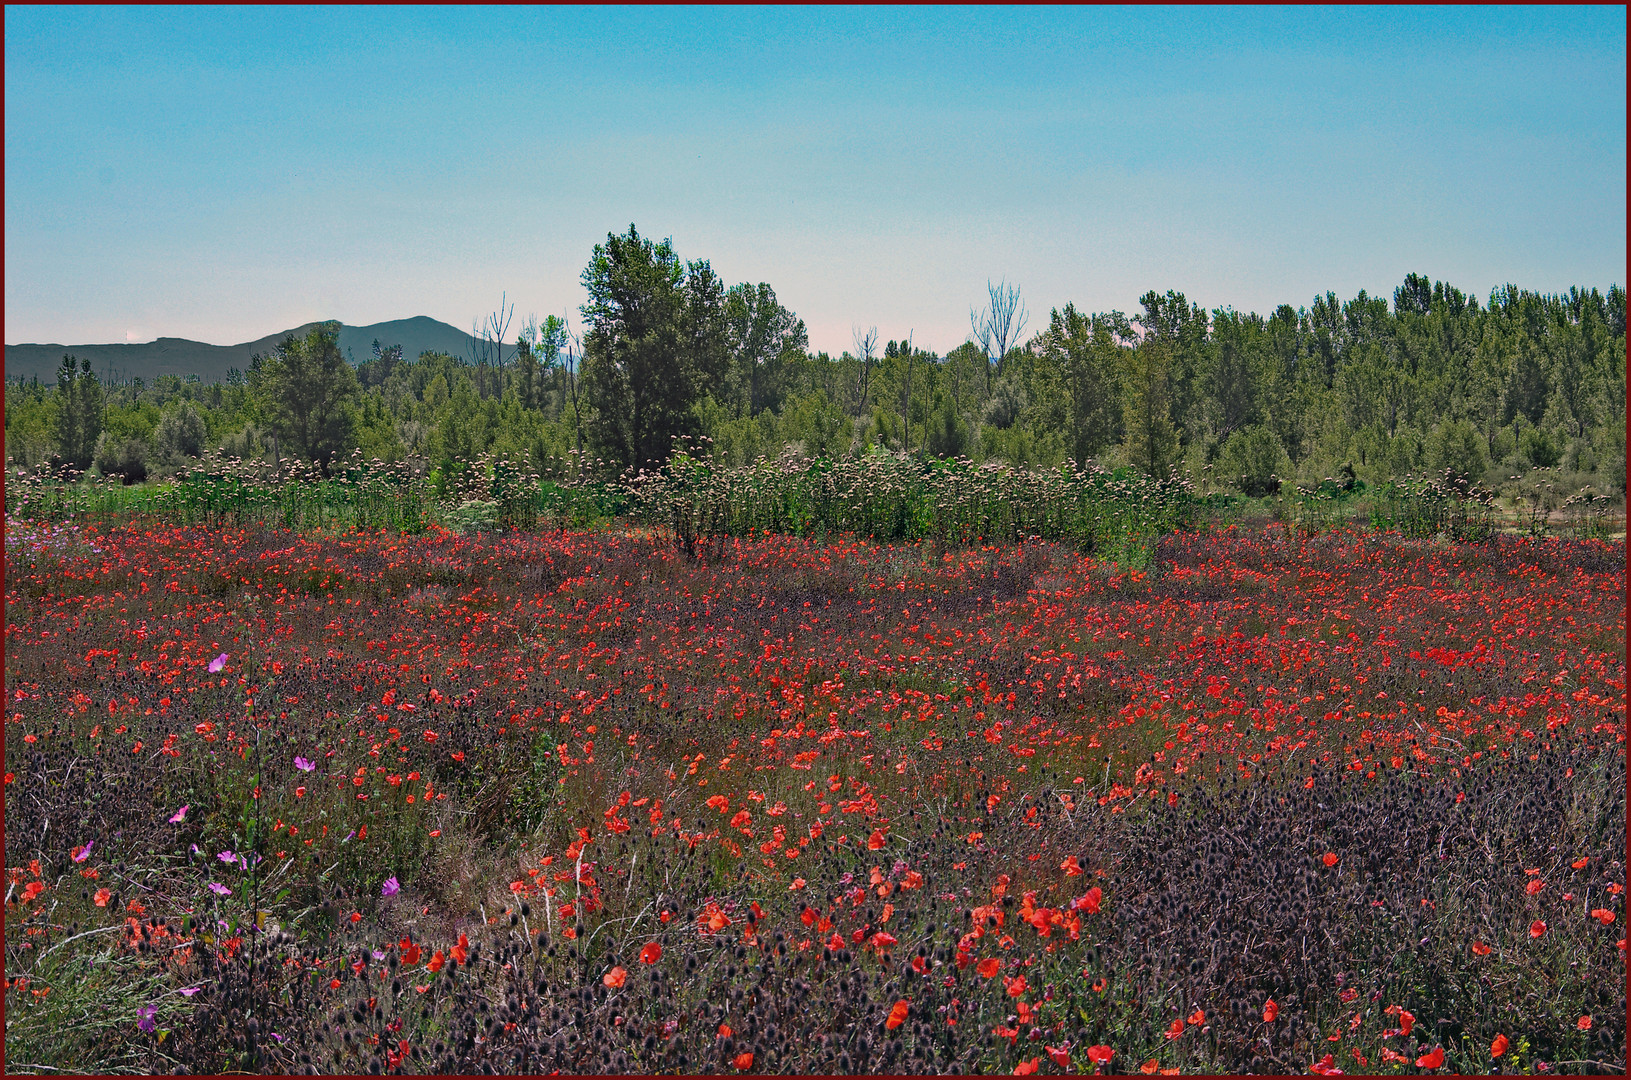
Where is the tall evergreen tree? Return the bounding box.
[52,354,104,470]
[249,321,358,471]
[1123,338,1179,476]
[579,225,727,469]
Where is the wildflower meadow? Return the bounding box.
[3,496,1624,1075]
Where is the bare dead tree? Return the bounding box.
[564,321,585,475]
[471,293,515,398]
[970,279,1028,392]
[852,325,879,415]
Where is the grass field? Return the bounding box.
[3,517,1624,1075]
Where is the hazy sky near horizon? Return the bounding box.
[6,5,1625,356]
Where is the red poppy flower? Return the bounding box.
[1577,1015,1592,1031]
[1572,857,1590,869]
[977,957,1002,979]
[1164,1018,1184,1039]
[1415,1045,1444,1068]
[1061,855,1083,877]
[1322,852,1339,867]
[1262,999,1278,1023]
[639,942,662,964]
[867,829,886,850]
[602,966,627,989]
[1490,1033,1509,1057]
[886,1000,909,1030]
[1085,1045,1114,1065]
[1591,908,1615,925]
[1470,940,1491,955]
[1529,920,1546,939]
[732,1051,754,1070]
[1526,878,1545,896]
[1004,974,1028,997]
[1188,1009,1205,1026]
[426,950,445,973]
[1013,1058,1039,1075]
[1046,1045,1071,1068]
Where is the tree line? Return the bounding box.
[5,225,1625,500]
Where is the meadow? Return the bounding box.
[3,509,1624,1074]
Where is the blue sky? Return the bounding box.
[6,5,1625,355]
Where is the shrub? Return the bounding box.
[1425,418,1490,489]
[1521,425,1563,468]
[1217,424,1289,497]
[152,401,209,463]
[92,431,150,485]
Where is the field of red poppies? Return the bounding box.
[4,518,1624,1075]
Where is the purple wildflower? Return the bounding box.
[169,805,189,823]
[294,756,315,772]
[71,841,94,863]
[381,876,401,898]
[208,882,231,897]
[208,653,229,673]
[137,1003,158,1034]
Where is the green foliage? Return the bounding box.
[1122,340,1180,476]
[1217,424,1290,497]
[635,448,1194,565]
[579,225,728,469]
[923,391,970,459]
[723,281,807,418]
[152,400,209,464]
[248,322,359,471]
[53,354,105,469]
[1032,303,1123,464]
[1425,418,1490,487]
[93,431,150,484]
[6,264,1624,524]
[1521,425,1563,468]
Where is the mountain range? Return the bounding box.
[2,316,516,384]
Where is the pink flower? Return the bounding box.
[168,805,188,823]
[208,653,228,674]
[71,841,94,863]
[382,876,401,898]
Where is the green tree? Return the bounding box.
[1122,338,1179,476]
[1033,303,1123,464]
[924,390,970,459]
[579,225,727,469]
[249,321,358,471]
[1217,424,1288,497]
[152,401,209,463]
[1426,419,1490,489]
[1208,308,1265,440]
[724,282,807,418]
[515,314,569,413]
[1137,289,1209,447]
[52,355,104,470]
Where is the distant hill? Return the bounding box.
[3,316,516,384]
